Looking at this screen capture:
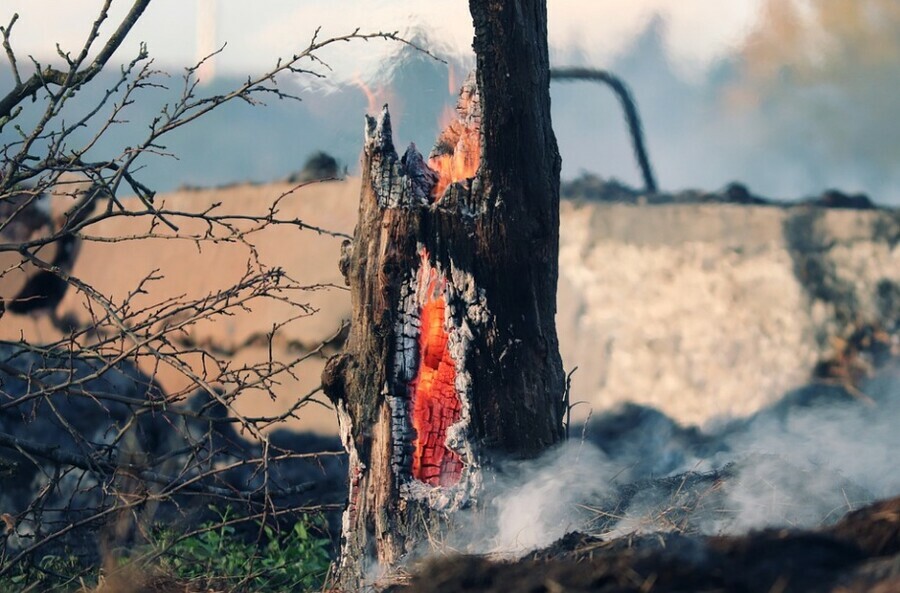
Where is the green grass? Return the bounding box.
[150,508,333,591]
[0,508,334,593]
[0,553,87,593]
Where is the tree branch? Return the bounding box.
[0,0,151,120]
[551,67,658,193]
[0,429,317,501]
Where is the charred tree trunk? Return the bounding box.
[322,0,564,585]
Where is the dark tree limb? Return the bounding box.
[551,67,658,193]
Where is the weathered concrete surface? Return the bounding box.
[558,200,898,425]
[1,178,897,430]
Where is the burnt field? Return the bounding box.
[392,495,900,593]
[2,318,898,591]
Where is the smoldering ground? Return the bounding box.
[432,361,900,558]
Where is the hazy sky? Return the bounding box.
[10,2,898,203]
[4,1,762,82]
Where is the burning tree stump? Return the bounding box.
[322,0,565,585]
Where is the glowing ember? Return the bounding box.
[428,75,481,200]
[409,263,463,487]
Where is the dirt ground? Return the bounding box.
[0,179,357,434]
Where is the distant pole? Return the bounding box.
[195,0,217,84]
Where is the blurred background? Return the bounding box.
[0,5,898,584]
[5,0,900,204]
[1,1,898,435]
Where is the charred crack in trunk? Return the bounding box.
[362,78,487,509]
[391,247,482,509]
[323,75,489,579]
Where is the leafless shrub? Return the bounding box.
[0,1,434,585]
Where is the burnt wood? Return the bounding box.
[321,0,565,586]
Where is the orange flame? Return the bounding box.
[409,253,462,487]
[428,78,480,200]
[447,63,458,95]
[352,73,392,115]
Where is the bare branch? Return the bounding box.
[0,13,21,87]
[0,0,151,119]
[0,8,450,582]
[550,67,658,193]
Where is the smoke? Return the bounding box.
[487,442,616,553]
[552,5,900,205]
[703,370,900,531]
[720,0,900,202]
[263,3,900,205]
[442,365,899,557]
[8,3,900,204]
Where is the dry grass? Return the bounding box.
[87,566,217,593]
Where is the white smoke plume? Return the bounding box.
[441,366,900,557]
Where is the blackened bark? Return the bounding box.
[322,1,564,586]
[467,0,565,454]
